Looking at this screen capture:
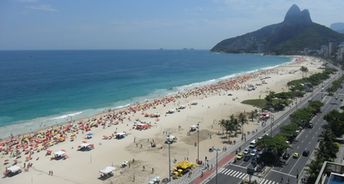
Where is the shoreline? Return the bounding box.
[0,56,293,139]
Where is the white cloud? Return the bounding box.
[27,4,58,12]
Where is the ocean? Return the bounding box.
[0,50,290,136]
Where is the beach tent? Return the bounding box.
[78,143,94,151]
[166,109,175,114]
[190,125,198,132]
[178,105,186,109]
[148,176,160,184]
[85,132,93,139]
[99,166,115,178]
[53,150,66,160]
[80,143,90,148]
[136,123,151,130]
[115,132,126,139]
[7,165,21,173]
[4,165,21,177]
[165,135,177,144]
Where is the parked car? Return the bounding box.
[292,152,299,158]
[250,149,257,156]
[243,155,251,162]
[282,152,290,160]
[243,148,250,155]
[236,152,244,160]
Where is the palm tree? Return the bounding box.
[300,66,309,78]
[219,118,237,142]
[249,110,258,122]
[238,112,248,139]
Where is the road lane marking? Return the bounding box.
[230,163,248,170]
[237,172,244,178]
[271,169,296,178]
[230,171,236,176]
[241,173,248,179]
[233,171,239,177]
[234,172,241,177]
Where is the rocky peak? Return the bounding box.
[284,4,312,25]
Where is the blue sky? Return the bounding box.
[1,0,344,50]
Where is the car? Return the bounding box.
[282,152,290,160]
[302,150,310,157]
[307,123,313,128]
[292,152,299,158]
[243,155,251,162]
[250,149,257,156]
[243,148,250,155]
[236,152,244,160]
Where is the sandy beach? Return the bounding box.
[0,56,325,184]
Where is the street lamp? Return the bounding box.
[197,122,200,163]
[166,135,172,182]
[270,114,274,137]
[214,148,221,184]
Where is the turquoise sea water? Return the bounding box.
[0,50,290,128]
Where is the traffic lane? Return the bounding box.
[289,97,343,176]
[274,107,331,172]
[206,172,241,184]
[276,96,336,174]
[264,169,296,184]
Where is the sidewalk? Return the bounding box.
[192,153,235,184]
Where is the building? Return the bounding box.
[329,42,336,57]
[315,161,344,184]
[320,45,329,57]
[336,42,344,62]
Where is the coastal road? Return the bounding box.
[205,67,342,184]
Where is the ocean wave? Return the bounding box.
[174,61,291,92]
[50,111,83,120]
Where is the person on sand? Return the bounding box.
[151,168,154,174]
[142,165,145,171]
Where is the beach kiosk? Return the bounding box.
[4,165,21,177]
[99,166,115,179]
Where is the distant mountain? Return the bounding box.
[211,4,344,54]
[331,23,344,34]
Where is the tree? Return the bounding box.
[300,66,309,78]
[219,115,239,141]
[256,134,289,165]
[324,110,344,137]
[249,110,258,122]
[238,113,248,139]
